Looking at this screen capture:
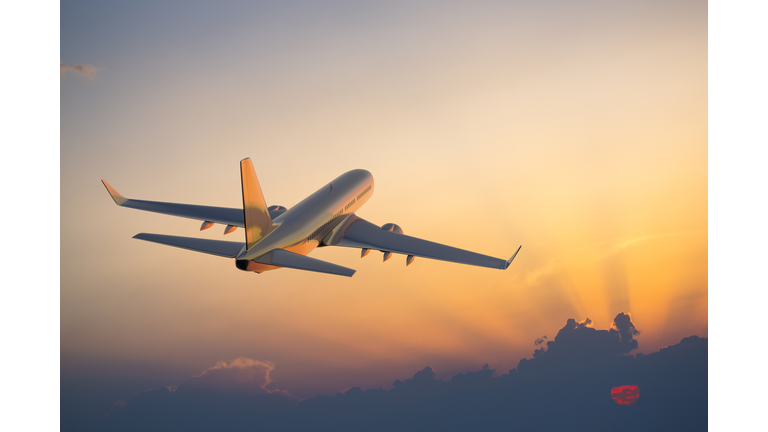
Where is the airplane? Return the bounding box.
[101,158,521,277]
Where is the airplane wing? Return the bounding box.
[326,215,521,270]
[133,233,245,257]
[102,180,247,227]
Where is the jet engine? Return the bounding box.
[268,205,288,218]
[380,223,405,263]
[381,223,403,234]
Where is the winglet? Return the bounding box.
[504,245,522,269]
[101,180,128,206]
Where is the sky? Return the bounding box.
[59,0,708,430]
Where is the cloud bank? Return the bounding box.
[96,313,706,431]
[102,357,296,431]
[60,61,101,79]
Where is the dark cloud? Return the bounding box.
[60,61,101,79]
[534,335,547,346]
[92,314,706,432]
[393,365,438,389]
[614,312,641,341]
[518,313,640,377]
[101,357,297,431]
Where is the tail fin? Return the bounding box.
[240,158,275,249]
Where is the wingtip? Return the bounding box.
[101,180,128,206]
[504,245,522,269]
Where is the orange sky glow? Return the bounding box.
[61,0,706,397]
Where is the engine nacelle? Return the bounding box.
[268,205,288,218]
[381,223,404,234]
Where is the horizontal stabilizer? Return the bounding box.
[254,249,356,277]
[133,233,245,258]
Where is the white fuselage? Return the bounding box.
[236,169,374,272]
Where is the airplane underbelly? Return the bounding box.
[285,240,319,256]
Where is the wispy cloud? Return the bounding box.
[60,61,101,79]
[525,260,557,285]
[525,230,705,285]
[594,230,703,261]
[595,234,658,259]
[186,357,292,396]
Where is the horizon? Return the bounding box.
[59,1,708,430]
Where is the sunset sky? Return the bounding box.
[58,0,708,429]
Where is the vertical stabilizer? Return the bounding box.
[240,158,274,249]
